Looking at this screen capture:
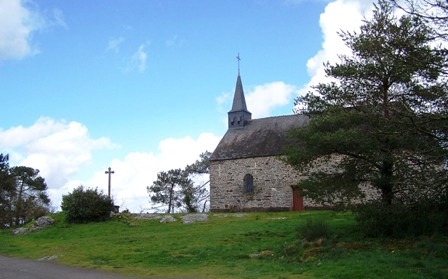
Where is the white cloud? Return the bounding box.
[1,117,221,213]
[217,81,298,125]
[300,0,375,95]
[246,82,298,118]
[50,8,67,29]
[65,132,221,213]
[0,0,67,63]
[107,37,125,53]
[127,43,148,72]
[0,117,117,190]
[0,0,42,62]
[165,34,184,48]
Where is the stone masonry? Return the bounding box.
[210,156,307,212]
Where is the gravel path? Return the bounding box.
[0,255,134,279]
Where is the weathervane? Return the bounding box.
[236,53,241,75]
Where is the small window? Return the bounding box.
[243,174,254,193]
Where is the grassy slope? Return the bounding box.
[0,211,447,279]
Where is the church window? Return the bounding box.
[243,174,254,193]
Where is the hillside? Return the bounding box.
[0,211,447,279]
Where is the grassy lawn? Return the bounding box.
[0,211,447,278]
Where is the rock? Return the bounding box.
[181,213,208,224]
[38,255,58,261]
[133,214,163,220]
[35,216,54,227]
[160,215,177,223]
[12,228,28,235]
[12,216,54,235]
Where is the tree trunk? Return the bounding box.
[167,184,174,214]
[14,181,25,227]
[379,159,394,205]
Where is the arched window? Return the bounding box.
[243,174,254,193]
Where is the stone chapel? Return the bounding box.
[209,73,311,212]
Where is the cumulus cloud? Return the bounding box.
[301,0,374,94]
[216,81,298,125]
[0,0,42,62]
[0,117,117,190]
[60,132,221,213]
[0,117,221,212]
[0,0,67,63]
[246,82,298,118]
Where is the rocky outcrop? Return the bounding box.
[12,216,55,235]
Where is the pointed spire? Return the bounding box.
[228,54,251,129]
[230,74,248,112]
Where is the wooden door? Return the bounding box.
[292,188,304,211]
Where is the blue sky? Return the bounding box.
[0,0,376,212]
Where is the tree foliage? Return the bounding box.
[0,154,50,228]
[391,0,448,39]
[0,154,14,228]
[148,169,191,214]
[147,152,211,213]
[61,186,113,223]
[285,0,448,206]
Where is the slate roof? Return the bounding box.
[229,75,249,113]
[210,114,309,161]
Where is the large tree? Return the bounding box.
[147,169,191,214]
[0,155,50,228]
[285,0,448,206]
[0,154,15,228]
[9,166,50,227]
[183,151,211,212]
[147,152,211,213]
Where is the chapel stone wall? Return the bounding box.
[210,156,310,212]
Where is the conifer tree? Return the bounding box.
[285,0,448,206]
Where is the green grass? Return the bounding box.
[0,211,447,278]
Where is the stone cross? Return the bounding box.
[105,167,115,199]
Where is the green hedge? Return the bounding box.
[61,186,113,223]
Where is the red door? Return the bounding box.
[292,188,304,211]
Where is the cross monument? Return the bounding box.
[105,167,115,199]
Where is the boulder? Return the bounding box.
[160,215,177,223]
[181,213,208,224]
[133,214,163,220]
[35,216,54,227]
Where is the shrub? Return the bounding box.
[355,200,448,238]
[61,186,113,223]
[298,218,330,241]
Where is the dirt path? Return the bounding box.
[0,255,134,279]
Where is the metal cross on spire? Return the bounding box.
[105,167,115,199]
[236,53,241,75]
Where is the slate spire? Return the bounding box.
[228,59,252,129]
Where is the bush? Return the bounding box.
[61,186,113,223]
[298,218,330,241]
[355,200,448,238]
